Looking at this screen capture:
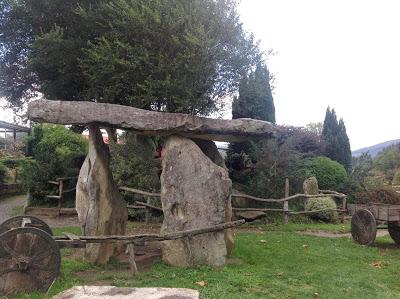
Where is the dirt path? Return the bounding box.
[298,230,389,238]
[0,194,27,223]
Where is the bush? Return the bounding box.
[303,156,348,190]
[21,124,87,206]
[305,196,338,222]
[392,169,400,185]
[0,161,8,184]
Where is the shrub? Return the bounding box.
[305,196,338,222]
[303,156,348,190]
[392,169,400,185]
[0,161,8,184]
[21,124,87,206]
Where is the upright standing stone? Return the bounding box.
[303,177,319,195]
[160,136,232,267]
[76,125,128,264]
[192,139,234,256]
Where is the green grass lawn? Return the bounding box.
[12,223,400,299]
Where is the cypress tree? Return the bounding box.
[227,63,275,170]
[322,107,352,171]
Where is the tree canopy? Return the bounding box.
[0,0,262,115]
[321,107,352,171]
[232,63,275,122]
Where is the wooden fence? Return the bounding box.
[119,180,348,224]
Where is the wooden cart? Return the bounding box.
[0,215,243,295]
[348,203,400,246]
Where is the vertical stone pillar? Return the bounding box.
[160,136,232,267]
[76,125,127,264]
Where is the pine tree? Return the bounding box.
[227,63,275,168]
[322,107,352,171]
[232,63,275,123]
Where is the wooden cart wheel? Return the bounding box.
[351,209,377,245]
[0,215,53,236]
[388,221,400,245]
[0,227,61,295]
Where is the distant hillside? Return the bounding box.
[352,139,400,158]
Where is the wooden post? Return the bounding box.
[127,243,138,276]
[341,196,347,223]
[145,196,150,224]
[283,178,289,224]
[58,179,64,211]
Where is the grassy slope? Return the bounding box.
[14,223,400,299]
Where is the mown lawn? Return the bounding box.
[13,223,400,299]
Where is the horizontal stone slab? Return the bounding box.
[28,100,276,142]
[53,286,200,299]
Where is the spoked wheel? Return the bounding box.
[388,221,400,245]
[0,215,53,236]
[0,227,61,295]
[351,209,377,245]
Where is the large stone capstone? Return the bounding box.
[160,136,232,267]
[27,99,277,142]
[76,125,128,264]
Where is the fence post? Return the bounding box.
[145,196,150,224]
[341,196,347,223]
[58,179,63,211]
[283,178,289,224]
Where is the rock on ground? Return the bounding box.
[160,136,232,267]
[53,286,199,299]
[235,210,266,222]
[76,125,127,264]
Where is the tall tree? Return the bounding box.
[322,107,352,171]
[228,63,275,155]
[0,0,262,116]
[232,63,275,122]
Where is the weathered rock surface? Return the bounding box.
[76,125,128,264]
[160,136,232,267]
[303,177,319,195]
[192,139,234,256]
[53,286,199,299]
[28,100,277,142]
[235,210,266,221]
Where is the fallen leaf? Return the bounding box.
[195,281,207,287]
[370,261,382,268]
[244,272,253,276]
[277,272,284,276]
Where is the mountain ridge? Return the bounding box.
[352,139,400,157]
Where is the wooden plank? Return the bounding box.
[46,195,61,199]
[119,186,161,198]
[135,201,163,212]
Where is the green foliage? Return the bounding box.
[110,133,161,219]
[322,107,352,171]
[0,161,8,183]
[304,156,348,190]
[374,144,400,182]
[393,169,400,185]
[1,0,262,116]
[232,63,275,123]
[305,196,338,222]
[20,124,87,206]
